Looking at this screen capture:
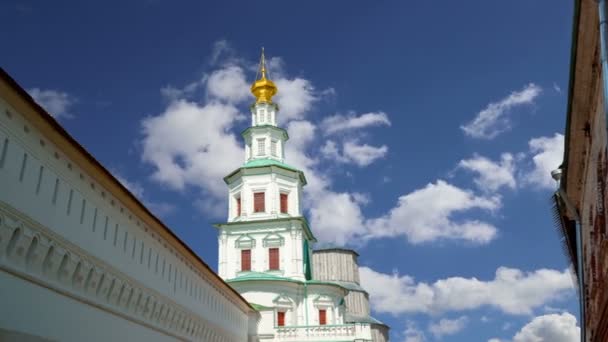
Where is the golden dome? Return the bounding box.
[251,48,278,104]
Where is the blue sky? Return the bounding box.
[1,1,579,341]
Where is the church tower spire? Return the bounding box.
[251,47,278,104]
[244,48,287,163]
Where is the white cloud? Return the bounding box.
[343,141,388,166]
[492,313,580,342]
[403,321,426,342]
[553,83,562,94]
[284,121,370,245]
[206,65,250,103]
[140,98,244,213]
[322,112,391,135]
[524,133,564,189]
[28,88,75,119]
[309,192,368,245]
[461,83,542,139]
[209,39,234,65]
[359,266,574,316]
[458,153,517,192]
[274,77,317,123]
[428,316,468,339]
[365,180,500,244]
[321,140,388,167]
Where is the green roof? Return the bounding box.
[214,216,317,243]
[224,158,307,185]
[345,313,387,326]
[242,158,300,172]
[228,271,292,282]
[241,125,289,140]
[326,280,367,293]
[226,272,347,292]
[249,302,275,311]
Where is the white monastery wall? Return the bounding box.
[0,88,255,341]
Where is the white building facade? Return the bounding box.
[216,51,389,342]
[0,69,259,341]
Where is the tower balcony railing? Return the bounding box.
[275,323,371,341]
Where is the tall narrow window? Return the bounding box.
[269,248,279,270]
[280,193,288,214]
[257,138,265,156]
[277,311,285,327]
[254,192,265,212]
[271,140,277,157]
[241,249,251,271]
[319,309,327,325]
[236,197,242,216]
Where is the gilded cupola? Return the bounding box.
[251,48,278,104]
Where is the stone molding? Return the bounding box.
[0,201,241,342]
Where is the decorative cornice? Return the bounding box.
[0,201,243,341]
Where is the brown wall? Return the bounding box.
[565,1,608,340]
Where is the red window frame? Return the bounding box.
[269,248,280,270]
[241,249,251,271]
[254,192,265,212]
[236,197,241,216]
[277,311,285,326]
[280,193,288,214]
[319,309,326,325]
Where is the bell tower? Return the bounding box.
[216,49,315,282]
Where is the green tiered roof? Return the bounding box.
[242,158,299,172]
[224,158,307,184]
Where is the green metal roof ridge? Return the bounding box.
[213,216,317,242]
[249,302,274,311]
[345,313,387,327]
[227,274,348,291]
[325,280,367,293]
[243,158,300,172]
[227,272,300,284]
[223,159,307,185]
[305,280,349,291]
[241,125,289,140]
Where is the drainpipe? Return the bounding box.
[558,188,586,342]
[575,220,586,342]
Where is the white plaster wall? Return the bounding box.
[0,270,180,342]
[219,220,306,280]
[0,98,253,340]
[232,282,345,329]
[228,172,302,222]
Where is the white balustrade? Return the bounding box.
[276,323,371,341]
